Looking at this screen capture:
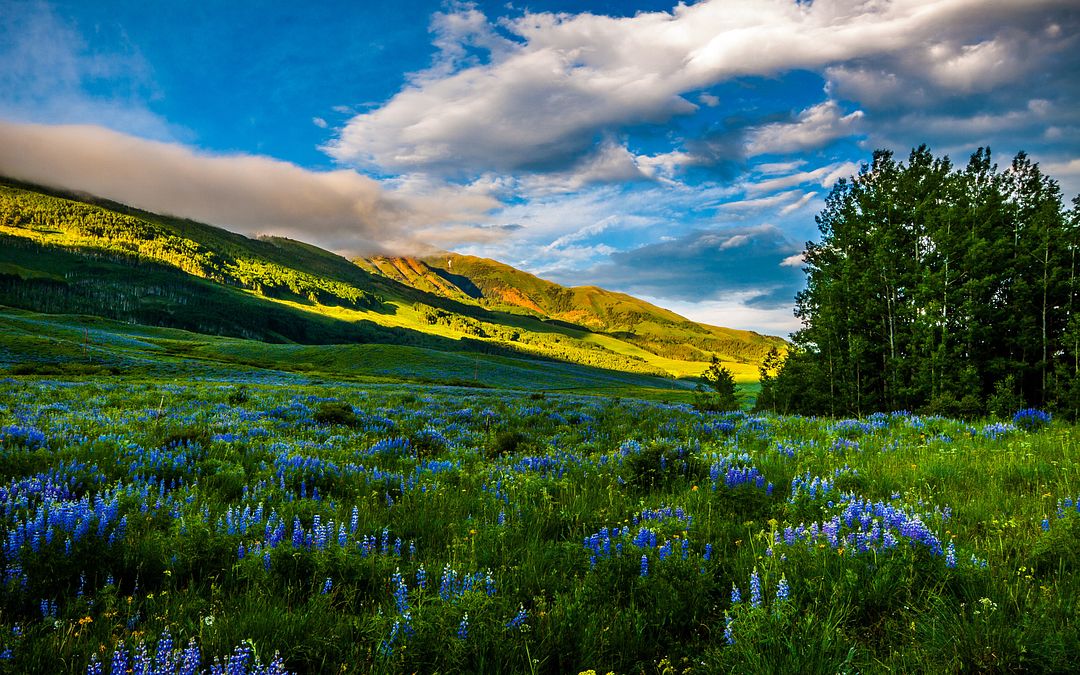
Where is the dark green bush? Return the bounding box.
[314,401,358,427]
[624,440,706,492]
[490,430,529,457]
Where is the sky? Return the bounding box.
[1,0,1078,336]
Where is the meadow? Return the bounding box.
[0,374,1077,674]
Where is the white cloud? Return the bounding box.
[745,160,859,195]
[517,140,650,195]
[1044,158,1080,177]
[779,192,817,216]
[329,0,1074,178]
[745,100,864,156]
[780,253,805,267]
[891,99,1054,138]
[0,121,503,255]
[719,233,751,250]
[714,190,805,212]
[637,293,801,337]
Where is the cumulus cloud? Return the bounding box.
[745,100,864,156]
[827,18,1078,111]
[328,0,1076,179]
[517,140,651,195]
[780,253,805,268]
[0,121,501,254]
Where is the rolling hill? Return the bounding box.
[359,253,784,366]
[0,177,785,385]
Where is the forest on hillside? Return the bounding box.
[759,146,1080,419]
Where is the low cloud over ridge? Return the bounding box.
[0,121,500,254]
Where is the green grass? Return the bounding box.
[0,365,1076,673]
[0,307,696,398]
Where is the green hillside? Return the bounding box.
[0,307,701,398]
[360,253,786,366]
[0,178,783,383]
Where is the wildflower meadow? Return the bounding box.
[0,377,1077,673]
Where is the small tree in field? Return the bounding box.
[695,355,740,412]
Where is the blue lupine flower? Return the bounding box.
[1013,408,1051,431]
[506,604,528,630]
[776,575,789,602]
[945,541,956,568]
[392,569,409,614]
[749,570,762,608]
[731,583,741,605]
[640,554,649,577]
[457,613,469,640]
[724,611,735,645]
[1041,518,1050,532]
[110,646,129,675]
[321,577,333,594]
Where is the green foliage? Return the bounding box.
[987,376,1025,420]
[623,440,707,491]
[226,385,250,405]
[694,356,740,412]
[489,429,531,457]
[155,423,212,452]
[1032,513,1080,576]
[313,400,359,427]
[772,146,1080,417]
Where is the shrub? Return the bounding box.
[624,440,706,492]
[489,430,530,457]
[694,357,740,412]
[987,376,1024,420]
[411,428,448,459]
[314,401,358,427]
[1031,513,1080,575]
[226,385,250,405]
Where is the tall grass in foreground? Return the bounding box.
[0,378,1077,673]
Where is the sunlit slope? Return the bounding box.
[0,307,697,397]
[358,253,786,365]
[0,178,780,381]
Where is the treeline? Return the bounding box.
[758,146,1080,418]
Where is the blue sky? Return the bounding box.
[1,0,1078,335]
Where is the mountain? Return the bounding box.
[0,177,784,384]
[358,253,783,365]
